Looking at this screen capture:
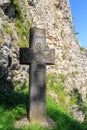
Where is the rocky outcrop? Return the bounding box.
[0,0,10,6]
[0,0,87,121]
[27,0,87,102]
[0,1,29,89]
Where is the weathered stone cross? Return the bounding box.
[20,27,55,123]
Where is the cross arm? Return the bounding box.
[19,48,33,65]
[45,49,55,65]
[19,48,55,65]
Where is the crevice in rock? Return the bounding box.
[3,4,15,20]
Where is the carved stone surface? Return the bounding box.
[20,48,55,65]
[20,27,55,122]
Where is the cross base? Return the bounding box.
[14,116,56,129]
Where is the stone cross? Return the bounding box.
[20,27,55,122]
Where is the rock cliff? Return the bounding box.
[27,0,87,101]
[0,0,87,121]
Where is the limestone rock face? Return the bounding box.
[0,1,29,89]
[0,0,10,7]
[0,0,87,122]
[27,0,87,102]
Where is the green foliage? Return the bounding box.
[11,0,31,47]
[69,94,77,106]
[15,80,28,93]
[0,75,7,84]
[80,47,85,51]
[68,71,79,78]
[12,0,24,21]
[0,12,3,18]
[0,38,3,44]
[62,53,67,60]
[47,97,86,130]
[60,29,64,38]
[21,124,49,130]
[3,23,13,35]
[75,38,80,46]
[13,105,26,120]
[0,83,28,109]
[0,107,15,130]
[15,19,30,47]
[47,74,68,108]
[15,20,29,37]
[0,95,87,130]
[0,75,87,130]
[72,64,78,68]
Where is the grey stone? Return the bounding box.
[72,105,85,122]
[0,0,10,7]
[20,27,55,122]
[27,0,38,7]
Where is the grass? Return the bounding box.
[0,92,87,130]
[3,23,13,36]
[47,74,69,108]
[0,74,87,130]
[12,0,25,21]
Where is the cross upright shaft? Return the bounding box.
[20,27,55,122]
